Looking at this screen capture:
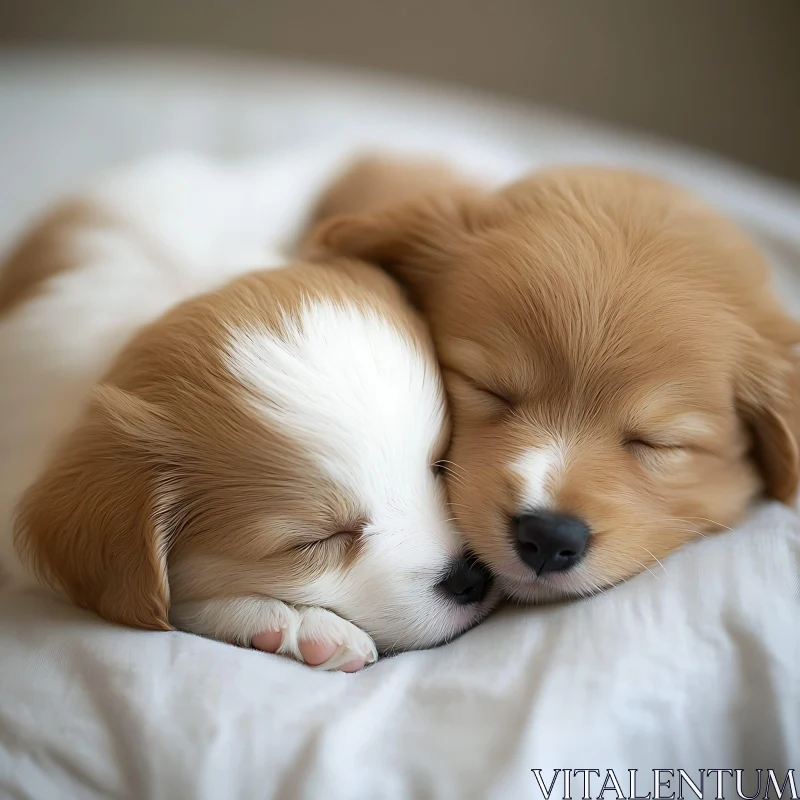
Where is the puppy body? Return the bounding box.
[311,158,800,603]
[1,154,291,591]
[0,153,495,670]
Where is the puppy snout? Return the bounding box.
[513,511,590,574]
[437,556,492,605]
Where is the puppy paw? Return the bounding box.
[292,606,378,672]
[170,597,377,672]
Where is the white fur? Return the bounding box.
[511,442,568,511]
[225,301,480,652]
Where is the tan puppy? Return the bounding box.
[308,157,800,603]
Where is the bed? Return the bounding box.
[0,49,798,800]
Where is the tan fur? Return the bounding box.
[14,258,438,629]
[0,200,185,317]
[309,160,800,596]
[0,201,112,315]
[305,155,474,232]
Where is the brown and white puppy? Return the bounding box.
[0,154,496,671]
[309,157,800,604]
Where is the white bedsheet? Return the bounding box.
[0,50,799,800]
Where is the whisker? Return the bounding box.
[437,459,470,478]
[438,463,466,480]
[441,469,468,489]
[681,516,733,531]
[641,546,668,576]
[655,524,709,539]
[657,516,732,531]
[676,528,707,539]
[631,558,659,581]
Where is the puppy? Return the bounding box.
[309,157,800,604]
[0,154,496,671]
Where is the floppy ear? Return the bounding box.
[307,192,480,302]
[14,385,179,630]
[736,319,800,504]
[303,157,485,301]
[306,154,475,226]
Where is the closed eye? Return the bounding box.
[624,438,691,469]
[298,521,367,550]
[624,438,686,451]
[328,522,367,540]
[444,368,514,410]
[475,385,513,407]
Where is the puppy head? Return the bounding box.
[15,261,496,652]
[312,165,800,602]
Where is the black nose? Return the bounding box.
[513,511,590,574]
[438,556,491,605]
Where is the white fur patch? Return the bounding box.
[226,299,446,510]
[511,442,568,511]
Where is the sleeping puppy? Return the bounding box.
[0,155,496,671]
[308,156,800,604]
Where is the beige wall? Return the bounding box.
[3,0,798,182]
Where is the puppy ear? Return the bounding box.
[736,319,800,504]
[14,385,179,630]
[304,157,485,300]
[306,154,474,225]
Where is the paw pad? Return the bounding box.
[251,629,283,653]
